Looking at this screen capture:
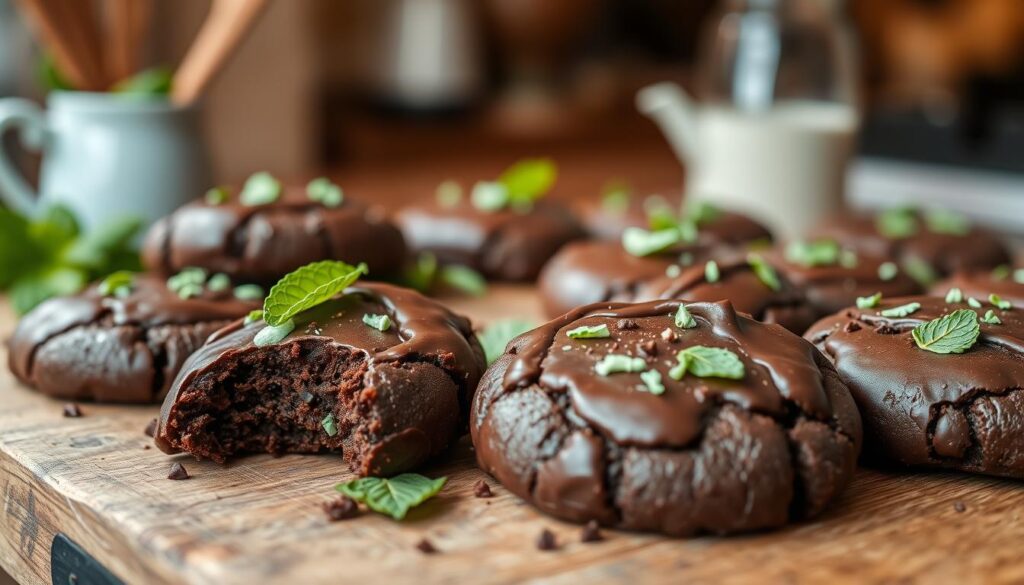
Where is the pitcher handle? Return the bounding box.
[0,98,48,216]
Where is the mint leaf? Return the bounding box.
[498,158,557,206]
[98,270,134,298]
[1015,269,1024,285]
[567,324,610,339]
[321,414,338,436]
[945,288,963,303]
[981,310,1001,325]
[925,209,969,235]
[671,345,745,380]
[362,313,392,332]
[479,319,535,365]
[621,227,683,257]
[601,181,630,214]
[878,262,898,281]
[240,172,281,206]
[639,369,665,395]
[674,304,696,329]
[404,253,438,293]
[686,201,721,226]
[911,309,980,354]
[263,261,368,326]
[207,273,230,292]
[989,294,1012,310]
[784,239,840,267]
[336,474,446,520]
[856,292,882,309]
[880,302,921,317]
[10,268,87,315]
[0,209,43,288]
[747,254,781,291]
[646,201,679,231]
[903,258,938,287]
[167,267,207,294]
[307,177,343,207]
[876,207,918,238]
[205,186,229,205]
[967,297,982,309]
[470,181,509,212]
[254,319,295,346]
[992,265,1011,281]
[111,67,173,95]
[244,310,264,325]
[63,215,142,271]
[439,265,487,297]
[435,180,463,208]
[594,354,647,376]
[705,260,720,283]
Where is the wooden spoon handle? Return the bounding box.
[170,0,269,105]
[14,0,100,89]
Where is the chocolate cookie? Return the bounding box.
[768,240,922,317]
[932,267,1024,308]
[142,184,407,285]
[806,295,1024,478]
[809,209,1011,284]
[580,195,772,245]
[8,273,259,403]
[395,201,585,282]
[472,299,861,536]
[631,255,819,334]
[155,283,486,476]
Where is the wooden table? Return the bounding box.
[2,287,1023,585]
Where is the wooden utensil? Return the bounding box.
[14,0,105,90]
[170,0,269,105]
[105,0,153,83]
[54,0,108,88]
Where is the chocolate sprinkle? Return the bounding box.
[323,496,359,521]
[167,463,190,480]
[416,538,438,554]
[62,403,82,418]
[144,418,158,437]
[536,528,558,551]
[580,520,604,543]
[473,479,493,498]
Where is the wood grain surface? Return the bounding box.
[1,288,1023,585]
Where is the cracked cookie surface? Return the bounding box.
[806,296,1024,478]
[472,299,861,536]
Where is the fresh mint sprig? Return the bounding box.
[262,260,368,326]
[911,309,980,354]
[336,474,446,520]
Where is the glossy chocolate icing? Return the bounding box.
[473,299,861,535]
[142,189,407,284]
[932,269,1024,308]
[8,274,259,402]
[395,201,585,281]
[806,295,1024,478]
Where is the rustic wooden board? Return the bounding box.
[2,287,1023,585]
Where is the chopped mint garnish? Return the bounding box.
[967,297,982,309]
[321,413,338,436]
[945,288,963,303]
[498,158,557,208]
[876,207,918,239]
[177,283,203,300]
[686,201,721,226]
[244,310,264,325]
[307,177,343,207]
[1014,269,1024,285]
[665,265,681,278]
[206,273,230,292]
[167,267,207,293]
[856,292,882,309]
[669,345,744,380]
[600,181,630,214]
[478,318,535,365]
[878,262,898,281]
[403,252,438,293]
[839,249,859,268]
[595,354,647,376]
[748,254,781,291]
[336,474,446,521]
[205,186,229,205]
[567,324,611,339]
[991,265,1010,281]
[621,227,684,257]
[98,270,134,298]
[435,180,462,208]
[362,313,392,332]
[439,265,487,297]
[880,302,921,318]
[784,239,840,267]
[981,310,1001,325]
[254,319,295,346]
[904,258,938,287]
[239,172,282,206]
[639,369,665,395]
[674,304,697,329]
[262,260,368,326]
[911,309,980,354]
[924,209,969,235]
[989,294,1012,310]
[705,260,720,283]
[470,181,509,212]
[233,284,264,301]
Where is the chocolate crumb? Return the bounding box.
[843,321,861,333]
[323,496,359,521]
[581,520,604,543]
[62,403,82,418]
[144,418,158,437]
[536,528,558,551]
[167,463,190,480]
[143,445,151,450]
[954,500,967,513]
[300,391,316,404]
[616,319,639,330]
[473,480,493,498]
[416,538,438,554]
[660,328,678,343]
[639,340,658,357]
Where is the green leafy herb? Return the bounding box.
[945,287,963,303]
[307,177,344,207]
[911,309,980,354]
[321,414,338,436]
[435,180,463,208]
[856,292,882,309]
[621,227,683,257]
[567,324,611,339]
[244,310,264,325]
[111,67,173,96]
[98,270,134,298]
[903,258,938,287]
[263,261,368,326]
[674,304,696,329]
[747,254,781,291]
[924,209,970,236]
[470,181,509,212]
[981,310,1002,325]
[989,294,1012,310]
[478,319,535,365]
[705,260,720,283]
[665,264,681,278]
[167,267,207,293]
[38,54,72,92]
[362,313,392,332]
[233,284,264,301]
[594,354,647,376]
[239,172,282,206]
[645,200,679,231]
[669,345,744,380]
[254,319,295,347]
[880,302,921,318]
[839,249,859,268]
[686,201,721,226]
[336,474,447,520]
[600,181,631,214]
[206,273,230,292]
[878,262,898,281]
[876,207,919,238]
[784,239,840,267]
[497,158,557,207]
[967,297,982,309]
[992,265,1011,281]
[205,186,229,205]
[639,369,665,395]
[439,265,487,297]
[177,283,203,300]
[1014,269,1024,285]
[404,253,438,293]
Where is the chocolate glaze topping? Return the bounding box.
[932,269,1024,308]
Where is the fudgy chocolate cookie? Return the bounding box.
[809,209,1011,284]
[806,295,1024,478]
[143,181,407,284]
[768,240,922,317]
[8,273,259,403]
[631,255,819,334]
[472,299,861,536]
[932,267,1024,308]
[395,201,584,282]
[156,283,486,476]
[580,195,772,245]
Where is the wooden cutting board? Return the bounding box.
[1,287,1023,585]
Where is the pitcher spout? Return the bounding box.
[636,82,700,167]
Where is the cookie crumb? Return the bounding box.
[843,321,861,333]
[300,391,316,404]
[660,328,678,343]
[167,463,190,480]
[473,480,493,498]
[536,528,558,551]
[144,418,158,437]
[62,403,82,418]
[143,445,151,450]
[580,520,604,543]
[323,496,359,521]
[953,500,967,513]
[639,340,658,357]
[616,319,639,330]
[416,538,438,554]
